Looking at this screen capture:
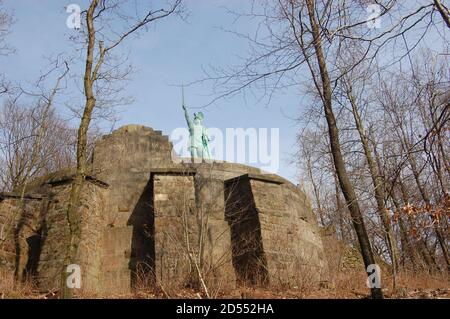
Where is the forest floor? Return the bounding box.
[1,269,448,299]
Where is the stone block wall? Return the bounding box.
[100,225,134,293]
[0,194,44,280]
[36,179,108,293]
[91,125,173,227]
[152,170,236,293]
[224,175,269,286]
[0,125,328,296]
[90,125,175,294]
[281,183,327,278]
[87,125,327,293]
[153,173,196,288]
[194,173,236,292]
[224,174,327,287]
[0,179,107,293]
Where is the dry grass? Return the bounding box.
[308,269,450,299]
[0,268,39,299]
[385,271,450,298]
[1,266,448,299]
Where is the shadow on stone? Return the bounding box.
[224,177,269,286]
[127,177,155,289]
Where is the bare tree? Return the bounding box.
[0,57,72,191]
[434,0,450,28]
[61,0,183,298]
[197,0,449,298]
[0,0,14,95]
[0,99,73,192]
[375,55,449,272]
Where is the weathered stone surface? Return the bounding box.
[0,194,44,280]
[36,180,107,293]
[223,174,327,287]
[0,125,328,295]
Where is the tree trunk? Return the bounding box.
[398,178,440,273]
[390,192,421,272]
[305,0,383,299]
[346,83,399,272]
[407,148,449,271]
[60,0,99,299]
[333,168,347,242]
[434,0,450,29]
[306,156,326,226]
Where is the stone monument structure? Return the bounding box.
[0,124,327,295]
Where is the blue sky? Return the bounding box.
[1,0,304,182]
[0,1,446,183]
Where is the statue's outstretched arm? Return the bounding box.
[182,104,193,131]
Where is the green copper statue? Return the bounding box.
[182,86,211,161]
